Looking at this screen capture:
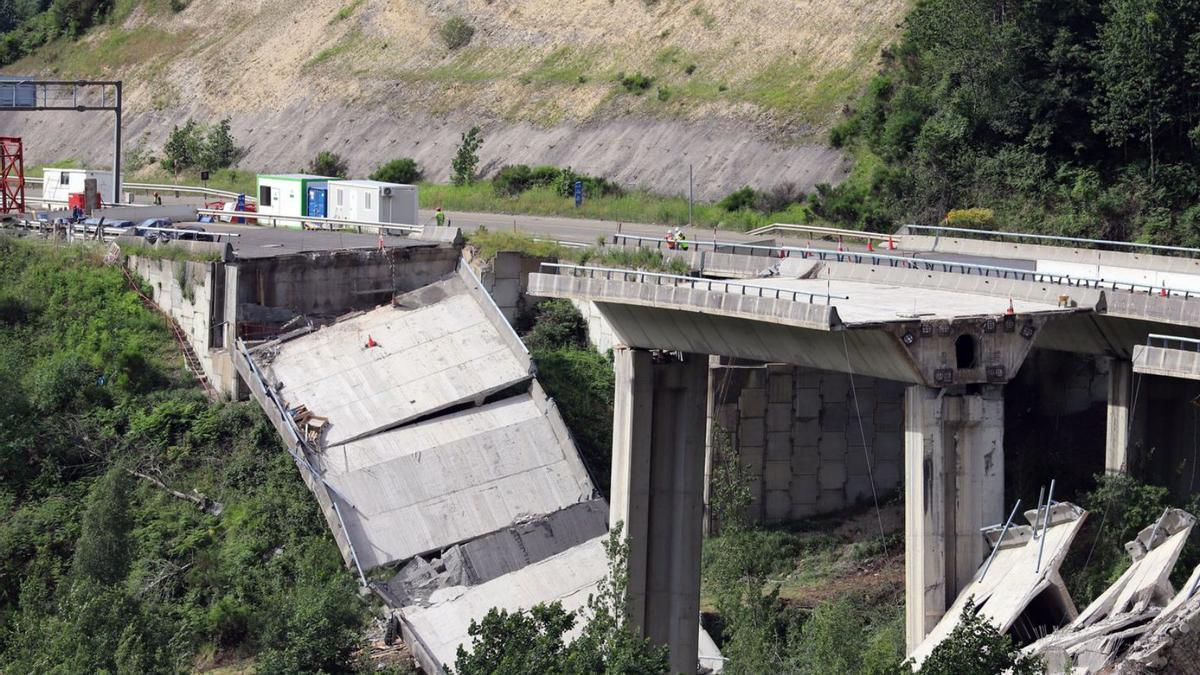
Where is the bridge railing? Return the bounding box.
[235,338,368,585]
[903,224,1200,258]
[194,208,422,235]
[1147,334,1200,351]
[745,222,895,243]
[540,262,849,304]
[609,233,1196,298]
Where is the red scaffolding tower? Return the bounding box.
[0,137,25,214]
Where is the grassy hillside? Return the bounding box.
[6,0,907,137]
[0,237,370,672]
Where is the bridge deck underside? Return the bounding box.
[594,300,924,383]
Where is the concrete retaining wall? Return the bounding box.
[127,254,229,393]
[234,247,460,323]
[708,362,906,522]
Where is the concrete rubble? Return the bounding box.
[241,264,723,673]
[911,501,1200,675]
[1028,508,1196,673]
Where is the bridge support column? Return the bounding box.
[1106,359,1133,474]
[611,347,707,675]
[904,385,1004,654]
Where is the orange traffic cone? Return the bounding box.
[867,240,875,252]
[888,235,896,250]
[378,234,385,251]
[1161,287,1169,297]
[366,335,378,348]
[1006,299,1015,316]
[837,236,844,252]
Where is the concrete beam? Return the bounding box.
[611,348,708,674]
[905,385,1004,653]
[1133,344,1200,382]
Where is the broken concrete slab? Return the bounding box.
[399,536,725,675]
[321,393,599,569]
[909,501,1087,669]
[259,274,532,446]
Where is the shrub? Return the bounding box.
[684,63,697,75]
[718,186,758,212]
[656,86,671,101]
[943,208,995,229]
[307,151,349,178]
[370,157,423,184]
[493,164,534,197]
[914,598,1043,674]
[440,15,475,50]
[618,72,654,94]
[754,182,805,213]
[523,299,588,352]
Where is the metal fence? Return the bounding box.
[194,208,422,235]
[540,262,849,304]
[1147,334,1200,351]
[610,233,1196,298]
[904,224,1200,258]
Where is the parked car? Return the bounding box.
[175,225,211,241]
[136,218,172,243]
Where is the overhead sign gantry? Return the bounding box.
[0,78,122,204]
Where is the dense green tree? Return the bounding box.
[828,0,1200,244]
[161,119,204,174]
[198,117,241,172]
[71,466,132,585]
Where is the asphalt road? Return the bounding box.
[71,194,1041,270]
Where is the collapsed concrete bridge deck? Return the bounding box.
[234,260,723,673]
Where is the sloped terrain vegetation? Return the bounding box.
[0,0,908,197]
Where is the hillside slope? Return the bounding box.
[0,0,906,198]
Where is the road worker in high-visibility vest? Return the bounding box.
[435,207,445,227]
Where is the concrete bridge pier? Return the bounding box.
[611,347,708,674]
[904,385,1005,654]
[1105,358,1134,474]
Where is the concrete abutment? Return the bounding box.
[611,348,708,674]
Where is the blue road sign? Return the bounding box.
[574,180,583,208]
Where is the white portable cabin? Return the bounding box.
[41,169,114,205]
[255,174,332,223]
[328,180,419,226]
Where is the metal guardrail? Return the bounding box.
[19,176,255,204]
[541,262,850,304]
[746,222,895,242]
[194,208,421,235]
[610,233,1197,298]
[905,224,1200,258]
[13,218,240,242]
[1147,334,1200,351]
[235,338,367,585]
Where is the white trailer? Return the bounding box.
[255,174,332,224]
[328,180,419,226]
[41,168,114,206]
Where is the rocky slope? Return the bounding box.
[0,0,907,199]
